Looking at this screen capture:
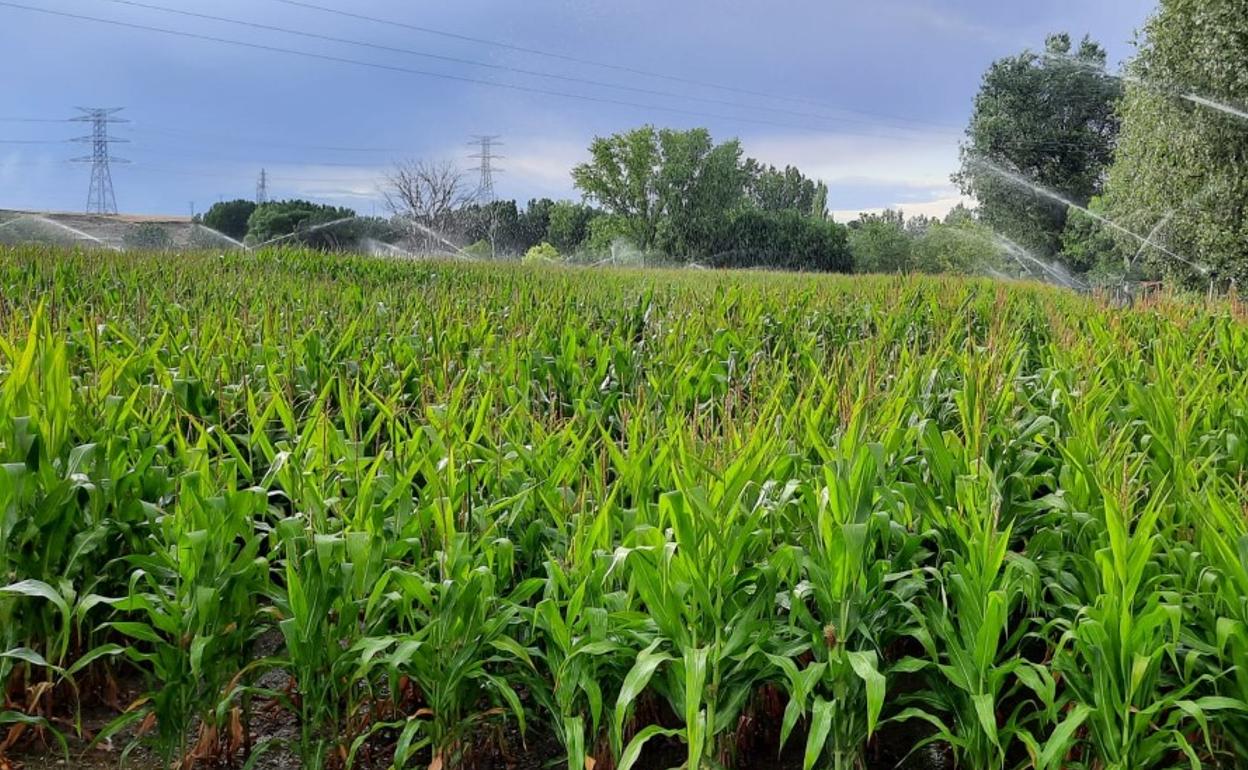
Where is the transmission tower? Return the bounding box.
[70,107,128,215]
[468,135,503,257]
[256,168,269,204]
[468,135,504,203]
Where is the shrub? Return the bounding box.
[124,223,174,251]
[523,242,560,264]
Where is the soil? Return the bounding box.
[5,646,949,770]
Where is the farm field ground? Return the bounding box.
[2,246,1248,770]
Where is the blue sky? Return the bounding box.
[0,0,1154,220]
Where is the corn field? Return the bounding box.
[2,246,1247,770]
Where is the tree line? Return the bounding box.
[199,0,1246,285]
[198,127,1000,276]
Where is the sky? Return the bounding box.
[0,0,1156,221]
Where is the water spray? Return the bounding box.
[969,156,1209,275]
[0,215,122,251]
[1040,52,1248,124]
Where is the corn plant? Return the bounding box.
[0,246,1246,769]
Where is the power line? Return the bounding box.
[99,0,960,136]
[127,124,400,153]
[0,1,958,140]
[265,0,963,133]
[127,163,381,184]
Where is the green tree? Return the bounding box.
[201,199,257,241]
[912,220,1001,275]
[1102,0,1248,285]
[1059,196,1123,274]
[517,198,556,253]
[744,161,828,218]
[545,201,596,253]
[708,208,851,272]
[584,214,636,255]
[848,212,913,273]
[572,126,746,256]
[246,200,356,248]
[956,33,1122,264]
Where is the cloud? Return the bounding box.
[496,138,587,200]
[744,130,961,191]
[269,164,389,208]
[831,191,973,223]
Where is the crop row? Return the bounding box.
[1,247,1247,769]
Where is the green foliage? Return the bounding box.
[546,201,596,253]
[245,199,356,248]
[1102,0,1248,286]
[2,245,1247,769]
[848,212,913,273]
[201,199,257,241]
[123,223,174,251]
[522,242,560,264]
[709,208,851,272]
[913,220,1002,274]
[572,125,746,256]
[850,210,1004,276]
[462,239,493,260]
[518,198,557,252]
[585,213,637,254]
[956,33,1122,263]
[1059,197,1124,275]
[744,161,829,218]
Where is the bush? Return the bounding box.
[463,240,494,259]
[124,223,174,251]
[523,242,561,264]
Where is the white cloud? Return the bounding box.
[831,192,973,223]
[495,138,586,200]
[268,164,388,208]
[745,130,961,189]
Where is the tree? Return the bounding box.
[955,33,1122,264]
[384,160,473,251]
[848,212,913,273]
[744,161,829,218]
[457,200,522,255]
[572,126,663,248]
[572,126,747,256]
[246,200,356,249]
[1102,0,1248,285]
[654,129,747,256]
[518,198,556,252]
[912,220,1002,275]
[201,200,256,241]
[584,214,636,255]
[1059,196,1122,274]
[545,201,596,253]
[708,209,851,272]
